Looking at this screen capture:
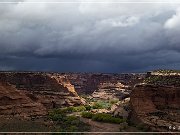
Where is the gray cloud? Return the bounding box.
[0,1,180,72]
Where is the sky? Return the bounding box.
[0,0,180,73]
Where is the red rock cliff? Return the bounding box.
[0,72,83,110]
[0,82,47,117]
[130,83,180,131]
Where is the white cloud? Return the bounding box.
[164,8,180,29]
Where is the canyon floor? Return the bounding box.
[0,70,179,133]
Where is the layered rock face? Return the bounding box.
[66,73,145,95]
[92,82,130,100]
[111,97,130,119]
[0,82,47,117]
[131,74,180,131]
[0,72,83,111]
[66,73,118,94]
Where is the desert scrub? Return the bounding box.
[144,75,180,86]
[72,106,86,112]
[92,113,126,124]
[58,106,87,113]
[57,116,90,132]
[84,105,92,111]
[153,69,180,74]
[92,100,111,109]
[49,109,90,132]
[48,109,66,121]
[81,112,94,119]
[109,99,119,104]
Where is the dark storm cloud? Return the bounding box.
[0,0,180,72]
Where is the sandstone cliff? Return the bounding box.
[0,72,83,111]
[0,82,47,117]
[66,73,145,95]
[131,75,180,131]
[92,82,130,100]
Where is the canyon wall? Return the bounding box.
[0,72,83,111]
[92,82,130,100]
[0,82,47,117]
[130,73,180,131]
[65,73,145,95]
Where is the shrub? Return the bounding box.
[49,109,90,132]
[64,116,81,126]
[109,99,119,104]
[68,125,78,132]
[48,109,65,121]
[92,102,103,109]
[84,105,92,111]
[59,106,86,113]
[65,115,78,122]
[65,106,74,112]
[61,107,74,113]
[92,100,111,109]
[81,112,94,119]
[92,113,125,124]
[72,106,86,112]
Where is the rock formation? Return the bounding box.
[111,98,130,119]
[0,72,83,111]
[0,82,47,117]
[92,82,130,100]
[130,73,180,131]
[65,73,145,95]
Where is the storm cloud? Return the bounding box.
[0,0,180,72]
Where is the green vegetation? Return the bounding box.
[49,97,123,131]
[144,69,180,86]
[49,109,66,121]
[48,109,90,132]
[57,99,119,113]
[52,106,86,114]
[81,112,126,124]
[71,106,86,112]
[92,100,111,109]
[57,115,90,132]
[92,113,126,124]
[86,98,97,102]
[81,112,93,119]
[144,75,180,86]
[84,105,92,111]
[109,99,119,104]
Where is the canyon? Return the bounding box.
[0,72,83,111]
[0,70,179,132]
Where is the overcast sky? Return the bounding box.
[0,0,180,73]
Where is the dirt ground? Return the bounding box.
[0,117,52,132]
[79,117,151,135]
